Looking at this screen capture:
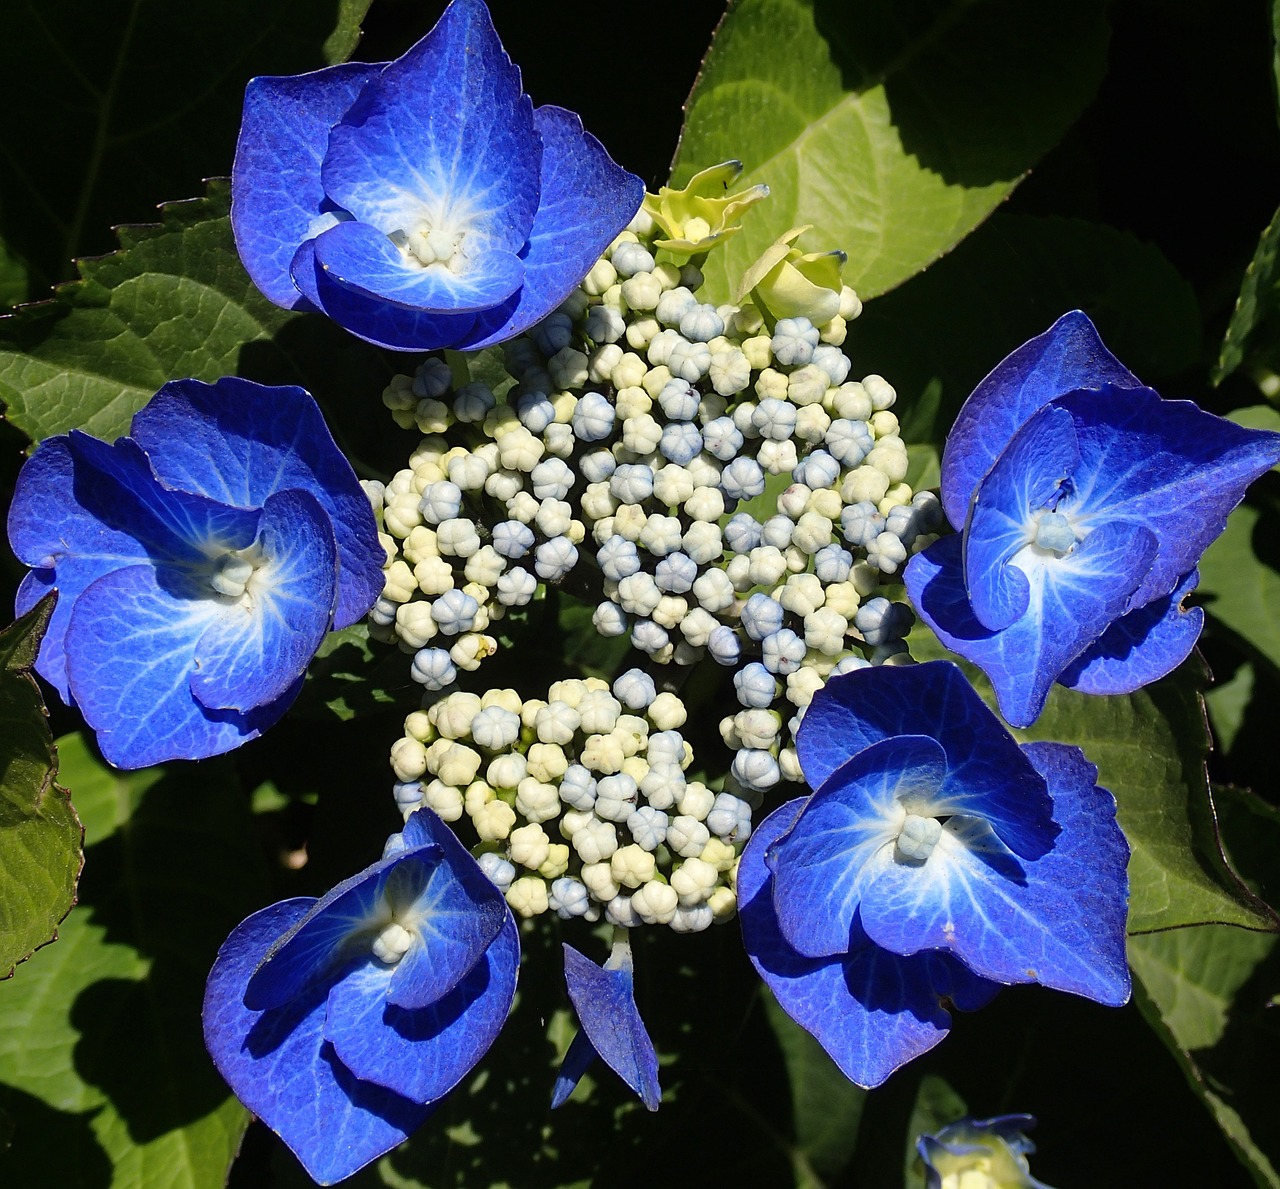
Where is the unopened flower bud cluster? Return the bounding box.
[369,207,935,806]
[389,674,743,932]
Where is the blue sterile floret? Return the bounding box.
[905,311,1280,727]
[202,808,519,1184]
[552,937,660,1112]
[7,377,383,769]
[738,661,1130,1089]
[917,1114,1056,1189]
[231,0,643,351]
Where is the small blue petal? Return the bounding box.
[322,0,540,253]
[740,800,999,1089]
[557,943,660,1111]
[313,219,525,313]
[794,662,1055,860]
[231,62,382,310]
[454,106,645,350]
[1059,568,1203,694]
[962,405,1079,633]
[203,899,432,1184]
[551,1026,603,1109]
[1055,386,1280,607]
[768,735,948,958]
[129,377,384,630]
[941,311,1140,525]
[323,914,519,1105]
[189,489,337,712]
[858,742,1130,1004]
[245,846,442,1012]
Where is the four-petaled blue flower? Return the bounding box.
[738,661,1130,1088]
[203,808,519,1185]
[917,1114,1055,1189]
[7,377,384,768]
[231,0,644,352]
[904,311,1280,727]
[551,939,660,1111]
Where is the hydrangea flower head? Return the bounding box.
[203,808,519,1184]
[739,661,1129,1087]
[7,377,383,768]
[232,0,643,351]
[904,311,1280,726]
[918,1114,1055,1189]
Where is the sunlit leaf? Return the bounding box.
[0,595,81,978]
[0,734,268,1187]
[672,0,1108,301]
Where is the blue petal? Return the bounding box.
[190,490,337,711]
[556,943,660,1111]
[962,405,1079,632]
[129,377,384,630]
[384,808,511,1011]
[324,914,518,1105]
[291,239,481,352]
[794,661,1055,859]
[454,106,645,350]
[203,899,433,1184]
[321,0,540,253]
[8,435,189,701]
[551,1026,602,1109]
[1055,386,1280,607]
[313,219,524,312]
[231,62,382,310]
[940,311,1140,526]
[63,564,296,767]
[245,847,442,1011]
[905,531,1159,729]
[858,743,1130,1004]
[1059,568,1203,695]
[768,735,948,958]
[739,800,999,1089]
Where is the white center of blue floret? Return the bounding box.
[896,813,943,862]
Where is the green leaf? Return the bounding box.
[1129,787,1280,1188]
[1204,662,1255,758]
[293,623,412,722]
[902,1075,967,1189]
[761,989,866,1185]
[848,214,1200,444]
[909,630,1277,933]
[1214,203,1280,386]
[1198,499,1280,677]
[671,0,1109,302]
[0,0,374,297]
[0,181,394,460]
[0,595,82,978]
[0,734,269,1188]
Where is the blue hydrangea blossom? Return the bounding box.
[551,939,660,1111]
[232,0,643,351]
[7,377,383,768]
[739,661,1129,1088]
[904,311,1280,726]
[203,809,519,1184]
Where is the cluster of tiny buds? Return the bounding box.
[368,203,938,855]
[389,674,744,932]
